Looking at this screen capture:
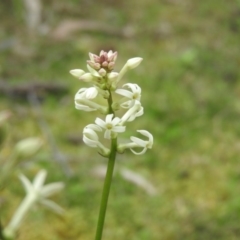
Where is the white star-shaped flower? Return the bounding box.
[19,170,64,213]
[3,170,64,239]
[115,83,141,108]
[95,114,126,139]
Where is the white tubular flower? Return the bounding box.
[115,83,141,108]
[117,130,153,155]
[75,88,107,113]
[119,101,144,125]
[83,124,110,156]
[95,114,126,139]
[70,69,85,78]
[117,57,143,83]
[3,170,64,239]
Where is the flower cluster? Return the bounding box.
[70,50,153,156]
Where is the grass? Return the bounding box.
[1,0,240,239]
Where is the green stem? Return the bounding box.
[94,80,118,240]
[107,90,114,115]
[94,137,117,240]
[0,219,6,240]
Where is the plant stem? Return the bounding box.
[94,137,117,240]
[0,219,6,240]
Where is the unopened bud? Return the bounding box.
[126,57,143,69]
[102,61,108,67]
[108,51,118,62]
[98,68,107,77]
[87,61,101,70]
[108,62,115,70]
[15,137,43,158]
[70,69,85,78]
[80,73,96,82]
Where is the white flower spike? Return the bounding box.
[95,114,126,139]
[118,130,153,155]
[70,50,153,240]
[70,51,153,157]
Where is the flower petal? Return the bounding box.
[138,130,153,140]
[85,87,98,99]
[33,170,47,190]
[19,174,33,194]
[104,129,111,139]
[111,117,121,125]
[130,147,147,155]
[40,199,65,215]
[112,126,126,133]
[130,136,146,147]
[115,89,132,98]
[41,182,65,198]
[95,118,107,128]
[83,128,99,141]
[105,114,114,124]
[85,124,102,132]
[75,102,97,111]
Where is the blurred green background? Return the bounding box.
[1,0,240,239]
